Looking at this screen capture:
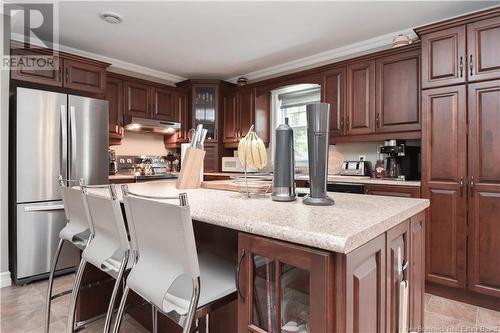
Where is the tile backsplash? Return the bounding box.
[110,131,172,156]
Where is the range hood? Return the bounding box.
[123,116,181,135]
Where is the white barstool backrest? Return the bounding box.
[81,184,129,271]
[121,185,199,313]
[58,177,91,244]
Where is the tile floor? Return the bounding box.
[1,274,499,332]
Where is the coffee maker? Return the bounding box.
[379,140,420,180]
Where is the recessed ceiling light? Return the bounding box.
[100,12,122,24]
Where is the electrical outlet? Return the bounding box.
[359,155,366,161]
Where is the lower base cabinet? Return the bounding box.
[237,212,425,333]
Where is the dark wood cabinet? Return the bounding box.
[365,184,421,198]
[467,16,500,82]
[222,92,238,144]
[10,48,63,87]
[151,87,176,121]
[422,85,468,289]
[345,233,386,333]
[164,91,189,148]
[237,233,333,333]
[322,67,346,139]
[409,212,426,330]
[124,80,151,118]
[346,60,375,135]
[63,59,106,94]
[223,88,270,148]
[386,221,409,333]
[376,50,421,133]
[421,26,466,89]
[467,80,500,298]
[203,143,219,173]
[106,76,124,143]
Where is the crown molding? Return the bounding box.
[10,33,187,83]
[226,28,417,83]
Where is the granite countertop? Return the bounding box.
[205,172,421,187]
[86,180,429,253]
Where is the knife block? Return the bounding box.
[177,147,206,189]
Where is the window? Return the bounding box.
[272,85,321,167]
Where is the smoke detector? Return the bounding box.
[100,12,122,24]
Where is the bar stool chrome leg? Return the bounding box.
[152,306,158,333]
[67,258,87,333]
[112,285,130,333]
[205,313,209,333]
[44,239,65,333]
[103,251,130,333]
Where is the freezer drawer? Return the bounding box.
[15,202,79,279]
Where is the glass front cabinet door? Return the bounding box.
[237,233,334,333]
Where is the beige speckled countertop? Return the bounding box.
[205,172,421,187]
[86,180,428,253]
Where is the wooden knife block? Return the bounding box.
[177,147,206,189]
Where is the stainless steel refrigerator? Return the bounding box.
[10,87,109,284]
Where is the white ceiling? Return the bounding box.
[15,1,500,82]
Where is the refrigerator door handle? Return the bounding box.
[24,203,65,212]
[69,106,77,179]
[60,105,68,182]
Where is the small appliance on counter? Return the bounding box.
[340,160,372,176]
[221,156,258,173]
[272,118,296,201]
[116,155,178,182]
[303,103,334,206]
[379,139,420,180]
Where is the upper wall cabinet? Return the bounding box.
[164,91,189,148]
[152,87,176,121]
[10,45,109,95]
[322,67,346,139]
[419,15,500,89]
[106,75,124,144]
[421,26,466,89]
[124,80,151,118]
[346,60,375,135]
[467,16,500,82]
[376,49,421,132]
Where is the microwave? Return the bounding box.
[221,157,257,173]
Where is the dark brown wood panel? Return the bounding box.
[386,221,410,333]
[467,16,500,82]
[345,233,385,333]
[467,79,500,298]
[165,91,190,148]
[223,92,238,144]
[10,49,63,87]
[365,184,420,198]
[346,60,375,135]
[105,76,123,140]
[237,88,254,137]
[421,26,466,89]
[152,87,176,121]
[204,143,219,173]
[254,91,270,146]
[409,212,426,331]
[124,80,151,118]
[322,67,346,139]
[376,50,421,132]
[422,85,467,289]
[63,59,106,94]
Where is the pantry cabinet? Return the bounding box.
[467,16,500,82]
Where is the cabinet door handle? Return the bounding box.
[459,177,464,197]
[459,57,463,77]
[58,69,62,82]
[470,176,475,197]
[346,116,350,129]
[376,113,380,128]
[236,249,245,301]
[469,55,473,76]
[340,117,345,132]
[65,68,69,82]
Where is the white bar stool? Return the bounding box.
[112,185,236,333]
[66,184,131,333]
[45,177,91,333]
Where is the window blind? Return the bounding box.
[278,87,321,109]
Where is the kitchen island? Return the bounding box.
[80,180,429,332]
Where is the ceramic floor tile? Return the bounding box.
[476,307,500,330]
[426,294,478,324]
[0,306,55,333]
[424,293,431,306]
[0,288,45,319]
[424,310,477,330]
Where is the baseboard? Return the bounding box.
[0,271,12,288]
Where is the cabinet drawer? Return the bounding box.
[365,184,420,198]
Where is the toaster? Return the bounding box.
[340,160,372,176]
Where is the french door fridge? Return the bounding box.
[10,87,108,284]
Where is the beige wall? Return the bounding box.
[0,14,12,287]
[110,131,172,156]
